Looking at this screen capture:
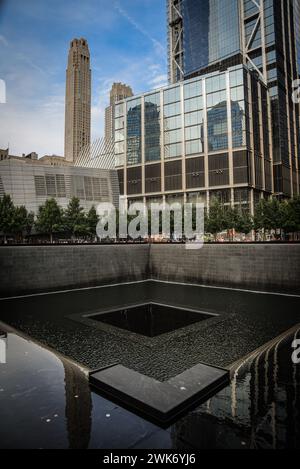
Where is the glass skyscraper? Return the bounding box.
[114,1,300,215]
[182,0,241,77]
[167,0,300,197]
[115,64,272,212]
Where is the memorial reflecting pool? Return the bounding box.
[0,328,299,449]
[0,282,299,448]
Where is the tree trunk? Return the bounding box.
[50,232,53,244]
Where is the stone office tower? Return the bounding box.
[64,38,91,163]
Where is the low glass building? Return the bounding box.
[115,64,272,213]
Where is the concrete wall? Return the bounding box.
[150,244,300,294]
[0,244,299,297]
[0,245,149,297]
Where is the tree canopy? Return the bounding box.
[1,193,300,243]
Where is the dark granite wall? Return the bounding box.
[150,244,300,295]
[0,245,150,297]
[0,244,299,297]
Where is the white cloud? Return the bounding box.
[148,73,168,89]
[114,1,166,55]
[0,35,8,47]
[0,102,65,156]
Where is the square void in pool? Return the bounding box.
[90,303,213,337]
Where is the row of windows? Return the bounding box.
[119,150,273,195]
[115,68,245,124]
[34,174,109,201]
[127,188,269,208]
[116,98,248,162]
[115,66,273,167]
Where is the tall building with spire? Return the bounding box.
[105,82,133,144]
[64,38,91,163]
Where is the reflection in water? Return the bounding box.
[63,362,92,449]
[172,328,300,449]
[0,324,299,449]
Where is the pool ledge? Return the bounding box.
[89,362,229,426]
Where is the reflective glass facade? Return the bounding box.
[145,93,161,162]
[182,0,241,76]
[243,0,299,197]
[114,102,125,167]
[116,65,271,212]
[126,98,142,165]
[168,0,300,197]
[164,86,182,158]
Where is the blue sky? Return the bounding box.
[0,0,167,156]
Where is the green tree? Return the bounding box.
[223,206,239,241]
[25,211,35,237]
[253,199,264,233]
[205,198,226,241]
[254,198,283,239]
[11,205,29,242]
[280,197,300,238]
[36,198,63,243]
[63,197,87,239]
[0,194,15,243]
[265,198,282,233]
[86,205,99,240]
[253,199,268,239]
[288,197,300,235]
[234,210,253,236]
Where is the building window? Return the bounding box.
[207,101,228,151]
[45,174,56,196]
[56,175,66,197]
[164,142,182,159]
[127,98,142,165]
[164,86,180,105]
[184,79,202,99]
[34,176,46,196]
[145,93,161,162]
[185,110,203,127]
[127,166,142,195]
[233,150,250,184]
[163,101,181,118]
[184,96,203,113]
[145,163,161,193]
[186,157,205,189]
[208,153,229,186]
[164,115,182,131]
[165,160,182,191]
